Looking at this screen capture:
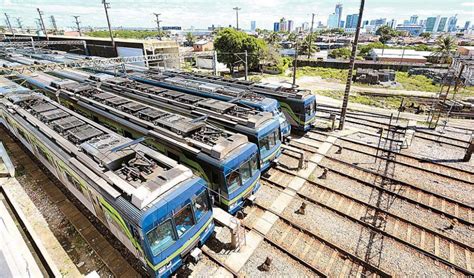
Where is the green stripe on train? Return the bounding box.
[146,217,213,271]
[279,102,315,126]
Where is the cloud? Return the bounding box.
[461,2,474,6]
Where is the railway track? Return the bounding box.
[288,136,474,225]
[243,203,390,277]
[261,169,474,275]
[317,105,473,148]
[305,130,473,182]
[200,247,239,278]
[284,145,473,226]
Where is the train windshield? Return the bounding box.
[305,101,316,118]
[146,220,175,256]
[258,130,280,155]
[193,191,210,221]
[174,205,195,238]
[226,153,259,193]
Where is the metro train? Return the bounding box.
[48,68,281,172]
[160,70,317,132]
[126,71,293,139]
[0,77,214,277]
[15,72,261,214]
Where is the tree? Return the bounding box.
[214,28,267,74]
[420,32,431,39]
[328,47,351,59]
[432,35,457,64]
[358,42,384,58]
[299,34,319,56]
[376,25,397,44]
[287,32,297,42]
[265,31,281,46]
[185,32,196,46]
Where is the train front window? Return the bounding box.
[146,220,175,256]
[250,154,258,176]
[174,205,195,238]
[305,101,316,117]
[193,191,210,221]
[240,161,252,184]
[226,170,242,193]
[259,131,279,155]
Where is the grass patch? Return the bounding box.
[315,90,405,109]
[295,67,349,81]
[395,72,441,92]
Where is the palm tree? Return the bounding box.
[299,34,318,56]
[266,31,281,46]
[185,32,196,46]
[433,35,457,64]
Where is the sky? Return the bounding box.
[1,0,473,30]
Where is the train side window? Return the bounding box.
[193,191,210,221]
[173,205,195,238]
[146,219,175,256]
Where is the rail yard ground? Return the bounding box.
[1,102,473,277]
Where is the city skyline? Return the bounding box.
[1,0,473,30]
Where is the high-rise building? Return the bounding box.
[389,19,397,29]
[447,15,457,32]
[425,16,437,32]
[335,3,343,28]
[464,21,471,30]
[288,20,294,32]
[327,13,339,28]
[273,22,280,32]
[345,14,359,29]
[370,18,387,27]
[302,22,309,31]
[409,15,418,24]
[251,20,256,32]
[437,17,448,32]
[419,19,426,26]
[362,20,369,28]
[279,17,287,32]
[340,20,345,28]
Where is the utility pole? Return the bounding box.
[244,50,248,81]
[293,42,298,86]
[16,17,23,31]
[153,13,161,32]
[102,0,116,54]
[338,0,365,130]
[4,13,15,37]
[50,15,58,33]
[233,7,241,30]
[307,13,315,59]
[73,16,82,36]
[37,8,49,40]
